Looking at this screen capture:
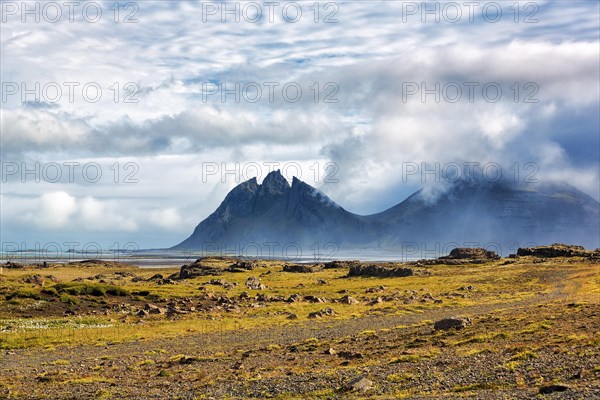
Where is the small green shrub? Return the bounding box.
[6,289,41,300]
[52,283,129,297]
[41,287,59,297]
[60,294,79,305]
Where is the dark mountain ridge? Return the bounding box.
[172,170,600,255]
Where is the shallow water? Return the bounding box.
[0,248,425,268]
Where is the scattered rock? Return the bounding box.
[5,261,24,269]
[339,295,359,305]
[178,356,198,365]
[317,278,328,285]
[366,285,386,293]
[287,313,299,320]
[570,368,586,380]
[324,348,336,355]
[246,277,266,290]
[434,316,472,330]
[304,295,326,303]
[323,260,360,269]
[539,384,569,394]
[232,361,244,370]
[517,244,589,258]
[144,304,165,314]
[339,351,364,359]
[228,260,257,272]
[348,264,414,278]
[308,308,336,319]
[283,264,322,273]
[369,297,383,305]
[346,376,373,393]
[440,247,499,260]
[239,291,250,299]
[24,275,45,286]
[179,260,221,279]
[287,294,302,303]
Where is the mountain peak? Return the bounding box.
[261,170,290,193]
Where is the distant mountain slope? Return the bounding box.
[172,171,600,255]
[369,180,600,253]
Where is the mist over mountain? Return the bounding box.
[172,170,600,256]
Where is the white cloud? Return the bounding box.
[1,0,598,246]
[36,191,77,228]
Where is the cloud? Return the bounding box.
[149,208,184,231]
[1,0,598,246]
[31,191,77,228]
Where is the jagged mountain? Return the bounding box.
[174,170,374,251]
[172,170,600,255]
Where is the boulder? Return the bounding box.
[179,260,221,279]
[286,294,302,303]
[539,384,569,394]
[246,277,266,290]
[24,274,46,286]
[340,295,359,305]
[228,260,257,272]
[304,295,326,303]
[346,376,373,393]
[308,308,336,319]
[144,304,166,314]
[434,316,472,330]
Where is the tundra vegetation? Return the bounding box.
[0,245,598,399]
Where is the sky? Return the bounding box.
[1,0,599,250]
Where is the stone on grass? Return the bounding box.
[346,376,373,393]
[434,316,472,330]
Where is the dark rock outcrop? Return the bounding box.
[323,260,360,269]
[517,244,590,258]
[440,248,499,260]
[347,264,414,278]
[282,264,322,273]
[227,261,257,272]
[179,260,221,279]
[434,316,472,330]
[538,384,569,394]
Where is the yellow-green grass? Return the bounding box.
[0,259,597,350]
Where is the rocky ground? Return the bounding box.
[0,246,598,399]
